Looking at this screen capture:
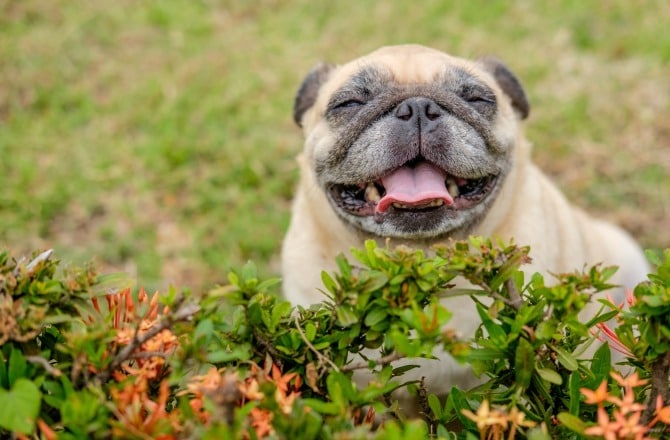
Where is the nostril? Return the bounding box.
[425,102,441,121]
[395,102,413,121]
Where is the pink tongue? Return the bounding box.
[377,162,454,213]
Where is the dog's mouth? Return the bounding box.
[328,160,497,218]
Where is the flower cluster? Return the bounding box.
[461,400,538,440]
[593,290,635,358]
[90,288,183,438]
[110,378,179,439]
[96,288,179,380]
[184,360,302,438]
[581,372,670,439]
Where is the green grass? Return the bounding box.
[1,0,668,292]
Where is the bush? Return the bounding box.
[0,238,668,439]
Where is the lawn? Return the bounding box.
[1,0,669,293]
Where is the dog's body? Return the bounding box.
[281,45,649,394]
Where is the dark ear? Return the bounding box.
[293,62,334,127]
[478,57,530,120]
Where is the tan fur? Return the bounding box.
[281,45,649,399]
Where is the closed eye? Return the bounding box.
[466,95,495,104]
[333,99,365,109]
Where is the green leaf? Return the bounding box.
[92,272,135,294]
[364,239,379,266]
[361,273,389,294]
[553,346,579,371]
[335,254,352,278]
[535,319,558,341]
[599,266,618,282]
[568,372,581,415]
[326,372,353,407]
[8,348,28,387]
[270,300,292,331]
[590,342,611,380]
[41,379,64,409]
[644,248,661,266]
[194,318,214,340]
[464,348,504,361]
[364,308,388,327]
[256,278,281,293]
[428,394,442,418]
[206,344,252,363]
[536,367,562,385]
[335,305,358,328]
[489,253,525,291]
[557,412,587,434]
[526,427,553,440]
[304,322,317,341]
[42,314,77,325]
[320,271,338,294]
[514,338,535,389]
[0,378,41,434]
[446,387,476,431]
[301,398,340,415]
[241,261,258,283]
[436,425,457,439]
[227,271,240,287]
[392,364,420,376]
[475,303,507,346]
[0,350,7,389]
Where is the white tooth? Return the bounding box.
[365,183,381,202]
[392,202,405,209]
[447,179,460,198]
[432,200,444,207]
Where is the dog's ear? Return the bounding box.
[478,57,530,120]
[294,62,334,127]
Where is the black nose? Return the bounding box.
[394,97,443,122]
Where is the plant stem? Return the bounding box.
[342,352,405,372]
[96,296,199,383]
[293,315,340,372]
[642,350,670,424]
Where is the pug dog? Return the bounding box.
[281,45,649,396]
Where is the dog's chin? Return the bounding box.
[326,171,501,240]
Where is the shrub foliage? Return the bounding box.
[0,238,669,439]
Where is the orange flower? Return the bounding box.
[593,289,637,358]
[607,372,647,415]
[606,391,647,416]
[36,419,57,440]
[239,377,265,401]
[583,406,622,440]
[582,380,609,405]
[613,409,649,438]
[650,395,670,425]
[111,379,180,438]
[610,372,648,389]
[249,407,274,438]
[594,322,634,358]
[461,400,509,439]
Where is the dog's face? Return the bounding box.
[294,45,530,240]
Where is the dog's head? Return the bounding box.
[294,45,530,240]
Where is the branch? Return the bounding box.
[96,295,199,383]
[642,350,670,424]
[293,315,340,372]
[342,351,405,372]
[252,330,286,368]
[505,278,523,310]
[26,355,62,377]
[417,376,437,434]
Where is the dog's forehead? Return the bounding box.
[318,45,493,103]
[355,45,477,82]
